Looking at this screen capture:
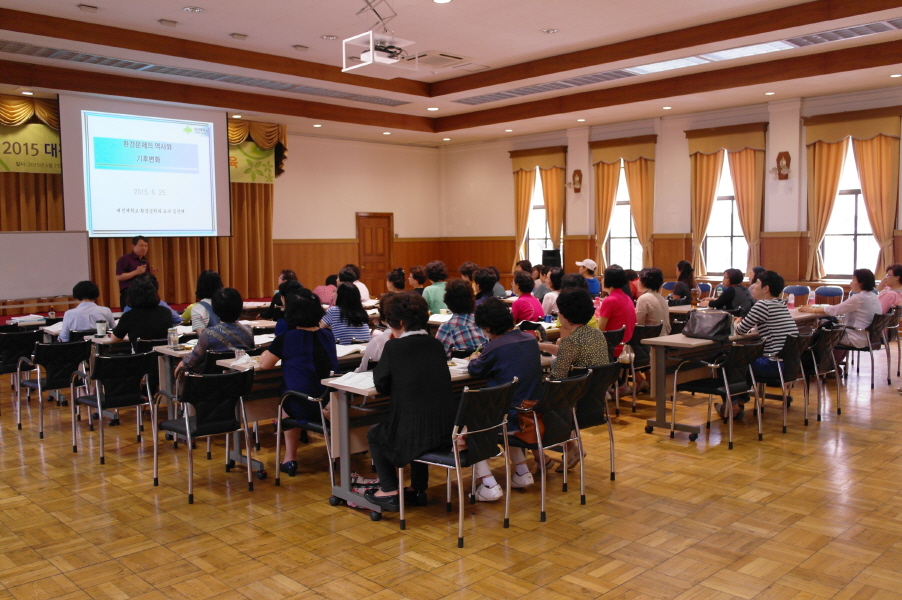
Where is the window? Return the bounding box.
[525,168,555,265]
[821,143,878,278]
[606,161,642,270]
[704,157,748,274]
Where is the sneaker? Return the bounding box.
[475,483,503,502]
[511,471,534,488]
[279,461,298,477]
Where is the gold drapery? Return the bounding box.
[853,135,900,274]
[727,149,765,276]
[690,151,725,275]
[0,95,60,129]
[90,182,274,307]
[623,157,655,267]
[0,173,63,231]
[594,161,621,270]
[227,120,288,176]
[540,167,565,250]
[512,169,537,270]
[805,116,901,145]
[805,139,849,280]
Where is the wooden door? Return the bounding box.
[356,213,393,297]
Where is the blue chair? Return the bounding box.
[698,283,712,297]
[782,285,811,301]
[814,286,844,303]
[662,281,677,291]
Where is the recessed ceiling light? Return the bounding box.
[662,106,672,110]
[434,0,451,3]
[322,35,338,40]
[577,119,586,122]
[505,129,513,132]
[183,6,204,13]
[541,29,559,34]
[313,124,322,128]
[764,92,775,95]
[383,132,391,135]
[20,90,33,96]
[892,74,902,78]
[231,115,241,119]
[427,107,439,111]
[443,138,451,141]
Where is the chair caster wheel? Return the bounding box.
[165,434,173,441]
[689,433,698,442]
[109,418,120,427]
[644,426,653,434]
[227,459,236,468]
[369,511,382,521]
[669,431,674,438]
[328,496,342,506]
[256,470,267,480]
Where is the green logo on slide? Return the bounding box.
[183,125,193,134]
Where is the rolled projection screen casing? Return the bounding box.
[0,231,90,300]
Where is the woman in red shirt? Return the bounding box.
[511,271,544,322]
[595,267,636,358]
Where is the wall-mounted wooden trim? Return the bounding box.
[429,0,902,96]
[589,135,657,149]
[563,234,595,240]
[273,238,358,244]
[0,60,435,133]
[508,146,568,158]
[685,122,769,138]
[0,8,429,98]
[652,233,691,239]
[802,105,902,126]
[434,39,902,132]
[760,231,810,238]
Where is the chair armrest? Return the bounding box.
[69,370,89,385]
[154,390,175,408]
[514,405,536,414]
[17,356,34,370]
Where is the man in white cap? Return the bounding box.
[576,259,600,295]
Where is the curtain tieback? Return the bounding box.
[879,238,894,249]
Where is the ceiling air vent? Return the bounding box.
[407,50,467,69]
[785,22,894,47]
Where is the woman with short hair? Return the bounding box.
[190,270,224,331]
[408,265,427,295]
[339,264,370,300]
[111,278,173,347]
[435,279,486,358]
[261,269,299,319]
[423,260,450,313]
[473,268,498,307]
[178,288,253,373]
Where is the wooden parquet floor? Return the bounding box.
[1,361,902,600]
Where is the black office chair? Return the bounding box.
[401,379,518,547]
[0,329,42,397]
[835,313,895,389]
[754,333,814,433]
[134,338,168,353]
[67,329,98,342]
[518,320,548,343]
[274,388,332,487]
[71,352,157,464]
[508,372,591,521]
[17,340,92,437]
[802,326,845,421]
[152,369,256,504]
[673,341,765,449]
[624,323,664,413]
[569,363,620,482]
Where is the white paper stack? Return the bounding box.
[254,334,276,346]
[42,321,64,334]
[330,371,375,390]
[335,344,367,358]
[11,314,44,323]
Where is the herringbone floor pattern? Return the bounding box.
[1,359,901,600]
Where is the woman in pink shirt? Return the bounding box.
[511,271,544,322]
[595,267,636,358]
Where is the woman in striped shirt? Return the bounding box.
[321,283,371,345]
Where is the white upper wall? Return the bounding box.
[272,135,441,239]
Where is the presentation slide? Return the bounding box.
[59,95,231,238]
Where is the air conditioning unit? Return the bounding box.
[406,50,468,69]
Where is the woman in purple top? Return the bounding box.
[511,271,544,322]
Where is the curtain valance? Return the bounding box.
[510,146,567,171]
[804,114,901,145]
[686,122,767,154]
[0,95,60,130]
[590,135,656,164]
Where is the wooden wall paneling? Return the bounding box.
[562,236,595,272]
[652,234,692,280]
[393,239,443,272]
[760,232,808,282]
[272,240,357,291]
[440,238,516,277]
[894,231,902,265]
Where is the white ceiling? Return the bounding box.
[1,0,902,146]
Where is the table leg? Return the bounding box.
[330,390,381,513]
[645,345,700,435]
[227,429,265,473]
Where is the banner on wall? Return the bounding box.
[0,124,61,174]
[228,141,275,183]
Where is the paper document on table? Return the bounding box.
[428,313,452,324]
[12,314,44,323]
[448,358,470,374]
[335,344,367,358]
[176,325,193,335]
[330,371,375,390]
[42,321,64,334]
[254,334,275,346]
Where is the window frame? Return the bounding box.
[605,161,641,270]
[524,167,553,266]
[820,188,874,279]
[703,194,746,276]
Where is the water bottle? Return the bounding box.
[808,294,815,307]
[168,327,180,348]
[787,294,795,309]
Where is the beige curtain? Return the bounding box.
[228,120,288,176]
[806,139,850,280]
[623,158,655,267]
[852,135,900,274]
[0,95,59,129]
[727,149,765,276]
[540,167,565,250]
[512,169,537,270]
[690,151,725,275]
[594,161,621,269]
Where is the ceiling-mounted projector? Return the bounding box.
[361,43,404,64]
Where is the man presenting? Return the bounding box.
[115,235,158,308]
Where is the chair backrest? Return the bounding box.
[805,326,845,374]
[178,369,255,437]
[782,285,811,299]
[868,312,896,347]
[68,329,97,342]
[602,326,625,351]
[573,362,621,428]
[535,372,591,446]
[252,325,275,336]
[670,319,687,335]
[722,341,765,384]
[776,333,814,382]
[698,282,712,294]
[454,379,517,464]
[450,348,473,359]
[628,323,663,367]
[203,349,236,374]
[134,338,168,353]
[662,281,677,291]
[814,285,844,303]
[0,330,43,374]
[31,341,92,390]
[517,320,548,342]
[91,352,158,408]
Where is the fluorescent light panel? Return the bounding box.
[700,41,795,62]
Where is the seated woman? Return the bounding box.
[596,267,636,359]
[356,293,400,372]
[190,270,224,331]
[312,275,338,307]
[635,267,670,335]
[339,264,370,300]
[435,279,486,358]
[364,293,458,511]
[321,283,371,345]
[878,263,902,313]
[178,288,254,373]
[261,269,299,320]
[274,280,304,336]
[386,268,406,293]
[541,267,563,317]
[408,265,427,296]
[259,289,339,477]
[473,268,498,307]
[423,261,449,314]
[670,260,695,304]
[511,271,544,322]
[701,268,753,317]
[466,297,544,501]
[111,278,173,347]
